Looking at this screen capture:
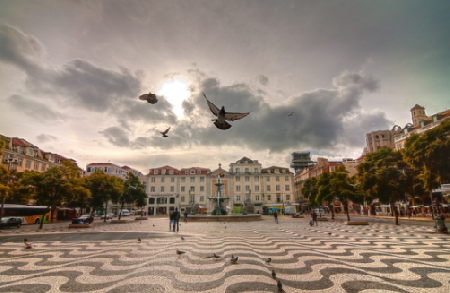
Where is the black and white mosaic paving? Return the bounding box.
[1,217,449,292]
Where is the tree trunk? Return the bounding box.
[89,206,96,224]
[344,203,351,221]
[50,207,53,223]
[39,206,50,229]
[118,201,124,220]
[104,202,108,223]
[391,202,399,225]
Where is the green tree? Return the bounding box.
[317,165,362,221]
[21,161,88,229]
[84,170,122,221]
[403,118,450,208]
[301,177,319,206]
[112,173,144,220]
[357,147,408,225]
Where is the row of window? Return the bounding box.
[3,155,47,171]
[149,184,290,193]
[147,194,291,205]
[234,168,288,174]
[150,177,204,183]
[153,169,203,175]
[150,186,205,192]
[86,166,128,174]
[236,185,290,191]
[149,175,291,183]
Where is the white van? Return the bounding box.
[119,209,130,216]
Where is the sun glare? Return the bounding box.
[156,77,191,119]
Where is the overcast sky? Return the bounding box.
[1,0,449,174]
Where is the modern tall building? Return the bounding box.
[290,151,314,174]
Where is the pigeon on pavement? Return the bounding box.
[203,93,250,130]
[24,239,32,249]
[181,236,185,241]
[160,127,171,138]
[176,249,186,256]
[272,269,276,279]
[139,92,158,104]
[138,237,141,243]
[277,280,283,292]
[266,258,272,264]
[230,256,238,264]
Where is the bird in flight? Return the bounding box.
[24,239,32,249]
[139,92,158,104]
[287,112,294,117]
[160,127,170,138]
[203,93,250,130]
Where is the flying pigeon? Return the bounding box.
[24,239,32,249]
[203,93,250,130]
[176,249,186,256]
[266,258,272,265]
[181,236,185,241]
[287,112,294,117]
[272,269,276,279]
[230,256,238,264]
[277,280,283,292]
[139,92,158,104]
[160,127,170,138]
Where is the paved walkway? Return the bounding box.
[1,216,449,292]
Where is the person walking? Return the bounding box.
[311,210,318,226]
[183,210,188,223]
[173,208,180,232]
[273,210,278,224]
[169,210,174,231]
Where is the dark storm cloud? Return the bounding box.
[0,24,44,73]
[98,126,130,147]
[258,75,269,86]
[179,69,391,153]
[0,24,142,112]
[7,94,66,121]
[36,133,57,143]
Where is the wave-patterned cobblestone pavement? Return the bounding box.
[1,217,449,292]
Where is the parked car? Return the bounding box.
[101,213,115,220]
[118,209,130,216]
[71,215,94,224]
[314,208,325,216]
[1,217,22,228]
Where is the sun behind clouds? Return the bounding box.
[156,77,191,119]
